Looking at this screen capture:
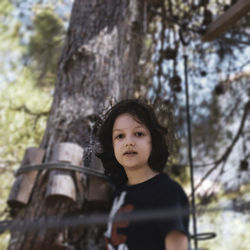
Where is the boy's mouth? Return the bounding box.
[124,151,137,155]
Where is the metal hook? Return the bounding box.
[179,25,191,47]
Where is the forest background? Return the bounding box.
[0,0,249,249]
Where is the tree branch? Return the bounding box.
[195,99,250,191]
[11,105,50,117]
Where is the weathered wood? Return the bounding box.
[7,148,45,208]
[87,175,111,204]
[50,142,84,165]
[203,0,250,41]
[86,147,112,204]
[46,170,77,203]
[90,146,105,172]
[46,142,84,204]
[51,231,68,250]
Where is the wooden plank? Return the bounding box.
[8,148,45,208]
[202,0,250,42]
[46,143,84,204]
[87,175,111,204]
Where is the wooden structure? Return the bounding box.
[45,142,111,205]
[8,142,111,209]
[202,0,250,41]
[46,142,84,204]
[8,147,45,208]
[87,150,111,204]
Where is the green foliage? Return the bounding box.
[1,0,12,11]
[27,5,64,87]
[0,68,52,249]
[0,232,9,250]
[0,3,58,248]
[0,68,51,164]
[0,0,24,83]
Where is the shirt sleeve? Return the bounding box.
[157,180,189,238]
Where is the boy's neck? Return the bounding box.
[125,167,159,186]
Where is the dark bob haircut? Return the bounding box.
[96,99,169,185]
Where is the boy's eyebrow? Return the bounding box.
[112,129,123,132]
[112,125,145,132]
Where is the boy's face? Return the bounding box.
[112,113,152,172]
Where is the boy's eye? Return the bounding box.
[115,134,124,139]
[135,131,144,137]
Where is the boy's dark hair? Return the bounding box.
[96,99,169,185]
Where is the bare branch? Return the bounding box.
[195,100,250,191]
[11,105,50,117]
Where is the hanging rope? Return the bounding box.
[183,45,198,250]
[1,204,246,235]
[15,162,109,180]
[179,27,216,249]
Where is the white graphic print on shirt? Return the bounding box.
[105,191,129,250]
[105,191,126,238]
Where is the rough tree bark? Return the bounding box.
[8,0,150,249]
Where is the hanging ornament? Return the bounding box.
[164,47,178,60]
[214,83,225,95]
[199,0,209,7]
[203,9,213,26]
[170,75,182,92]
[200,70,207,77]
[239,160,248,171]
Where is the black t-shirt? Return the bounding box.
[104,173,189,250]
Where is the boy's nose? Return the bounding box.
[125,142,135,147]
[125,136,135,147]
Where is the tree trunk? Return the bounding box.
[8,0,146,249]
